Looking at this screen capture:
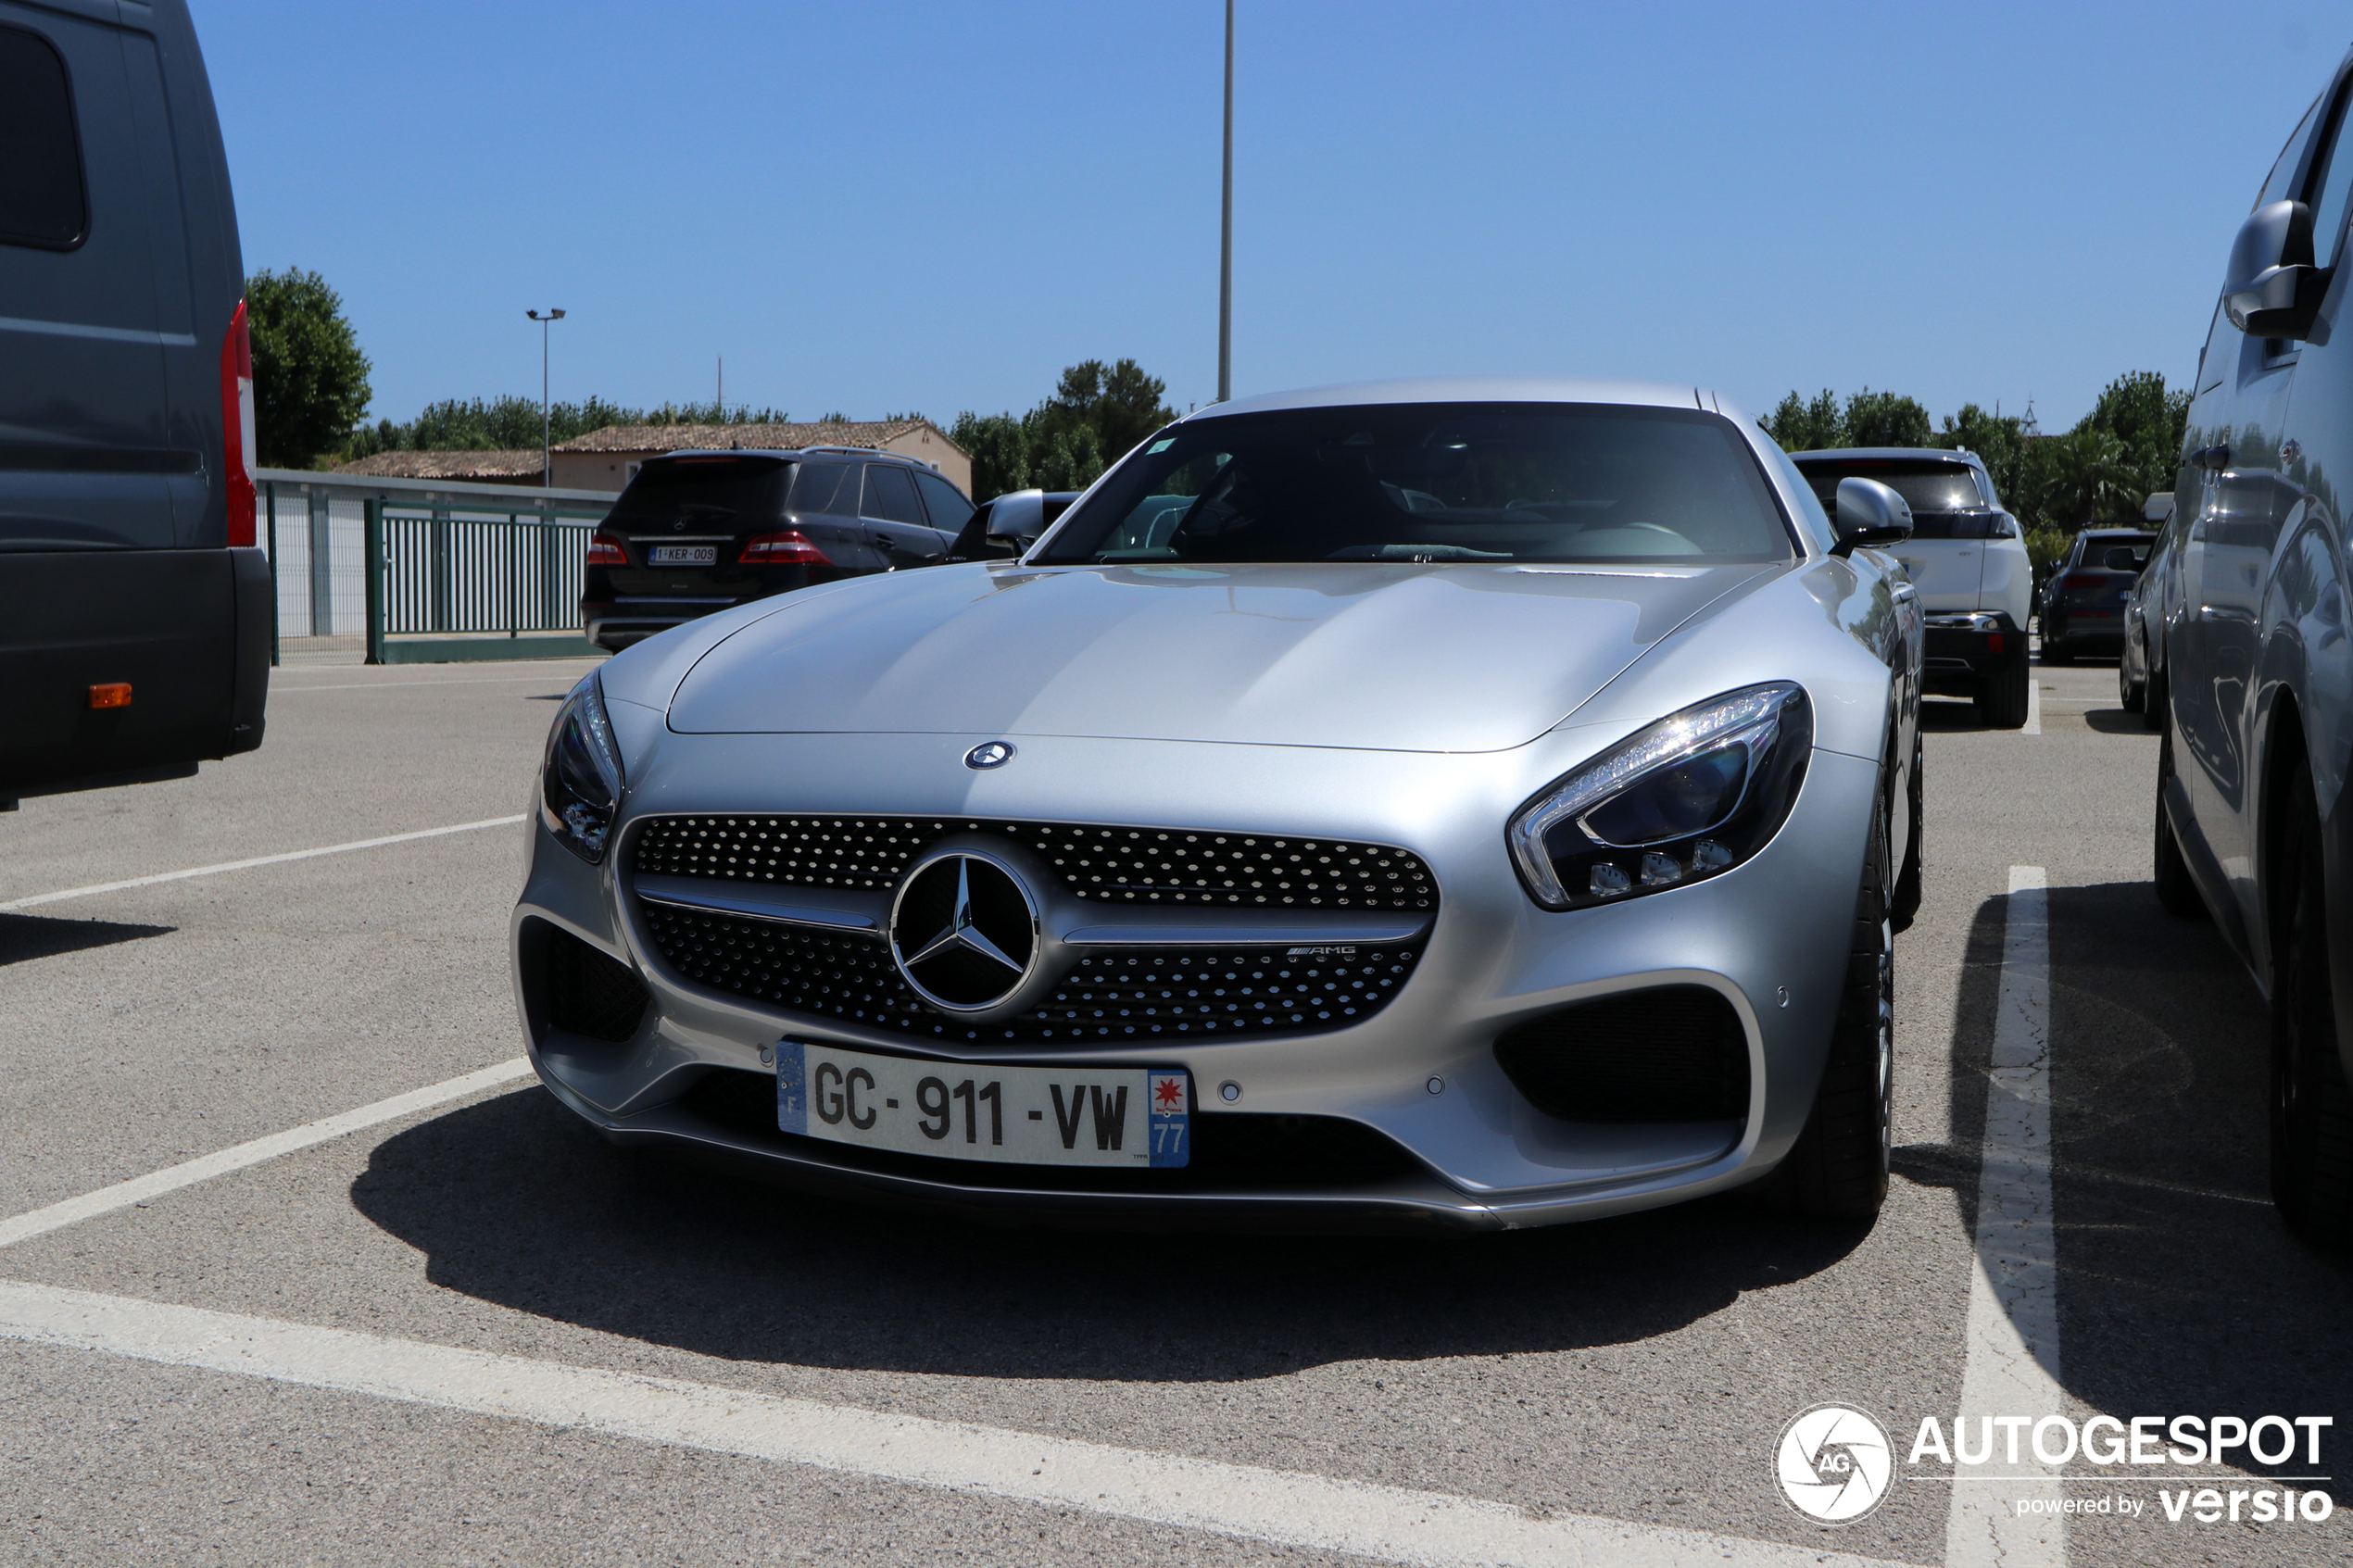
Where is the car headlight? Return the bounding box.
[1507,683,1812,910]
[540,674,624,863]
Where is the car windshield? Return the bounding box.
[2082,533,2154,565]
[605,456,794,532]
[1035,402,1797,566]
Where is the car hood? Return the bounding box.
[665,561,1784,753]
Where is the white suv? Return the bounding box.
[1791,448,2033,727]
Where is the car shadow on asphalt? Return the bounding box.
[2080,709,2153,736]
[0,911,172,968]
[1919,698,1993,732]
[1899,880,2353,1499]
[350,1088,1873,1381]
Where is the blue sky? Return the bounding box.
[203,1,2347,435]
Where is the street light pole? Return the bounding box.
[527,307,566,488]
[1218,0,1233,404]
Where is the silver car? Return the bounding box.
[512,379,1925,1230]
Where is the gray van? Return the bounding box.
[0,0,268,809]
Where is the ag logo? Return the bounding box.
[1775,1403,1893,1524]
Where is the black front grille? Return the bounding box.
[633,814,1435,911]
[1493,985,1749,1123]
[532,922,651,1045]
[676,1068,1422,1191]
[638,898,1420,1044]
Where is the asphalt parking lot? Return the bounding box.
[1,655,2347,1567]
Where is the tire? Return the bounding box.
[2120,640,2145,713]
[1976,659,2030,729]
[2044,634,2073,665]
[1891,730,1923,933]
[2143,658,2167,734]
[1769,787,1894,1219]
[2270,769,2353,1251]
[2154,726,2204,918]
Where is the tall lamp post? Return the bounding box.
[527,307,566,487]
[1217,0,1233,404]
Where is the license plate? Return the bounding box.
[648,545,717,565]
[775,1040,1189,1168]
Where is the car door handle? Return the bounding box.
[1892,583,1918,603]
[2193,444,2231,472]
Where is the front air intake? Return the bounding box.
[1493,985,1749,1123]
[527,920,651,1045]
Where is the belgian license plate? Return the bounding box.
[775,1040,1189,1168]
[648,545,716,565]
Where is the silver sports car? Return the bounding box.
[512,379,1924,1230]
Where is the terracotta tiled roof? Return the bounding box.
[333,449,545,481]
[552,419,963,457]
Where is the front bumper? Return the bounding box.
[1921,611,2024,693]
[510,732,1879,1231]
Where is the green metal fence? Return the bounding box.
[257,471,613,665]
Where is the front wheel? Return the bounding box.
[1891,730,1923,932]
[1768,789,1894,1219]
[2271,770,2353,1252]
[2120,640,2145,712]
[1977,659,2030,729]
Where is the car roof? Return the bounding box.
[1193,376,1725,420]
[646,448,925,466]
[1789,447,1989,472]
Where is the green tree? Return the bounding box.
[2036,428,2138,531]
[2078,370,2188,505]
[1843,388,1932,448]
[1029,421,1104,491]
[245,268,371,468]
[1763,389,1844,452]
[1031,358,1176,462]
[949,411,1031,500]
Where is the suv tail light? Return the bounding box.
[741,529,829,565]
[220,299,257,547]
[585,532,628,567]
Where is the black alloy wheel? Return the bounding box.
[2269,768,2353,1251]
[2153,724,2204,918]
[1768,785,1894,1219]
[1892,730,1924,933]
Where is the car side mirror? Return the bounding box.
[2223,200,2325,339]
[2104,546,2144,572]
[1831,477,1912,557]
[986,489,1046,548]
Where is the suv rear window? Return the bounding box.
[0,28,87,250]
[1792,460,2004,539]
[606,457,794,532]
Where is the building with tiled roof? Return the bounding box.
[549,419,968,495]
[333,449,546,484]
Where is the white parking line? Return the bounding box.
[0,1278,1912,1568]
[0,1060,533,1249]
[1944,866,2064,1568]
[2024,674,2043,735]
[0,815,527,912]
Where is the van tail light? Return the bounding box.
[220,298,257,546]
[2063,573,2101,589]
[741,529,830,565]
[585,532,628,567]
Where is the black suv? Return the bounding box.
[582,448,975,650]
[2035,526,2152,663]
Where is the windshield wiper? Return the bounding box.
[1327,543,1513,562]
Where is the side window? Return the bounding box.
[2259,96,2322,210]
[789,463,852,515]
[2305,78,2353,269]
[914,470,974,532]
[0,27,88,249]
[861,463,925,524]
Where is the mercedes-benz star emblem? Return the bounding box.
[888,852,1039,1010]
[964,741,1015,770]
